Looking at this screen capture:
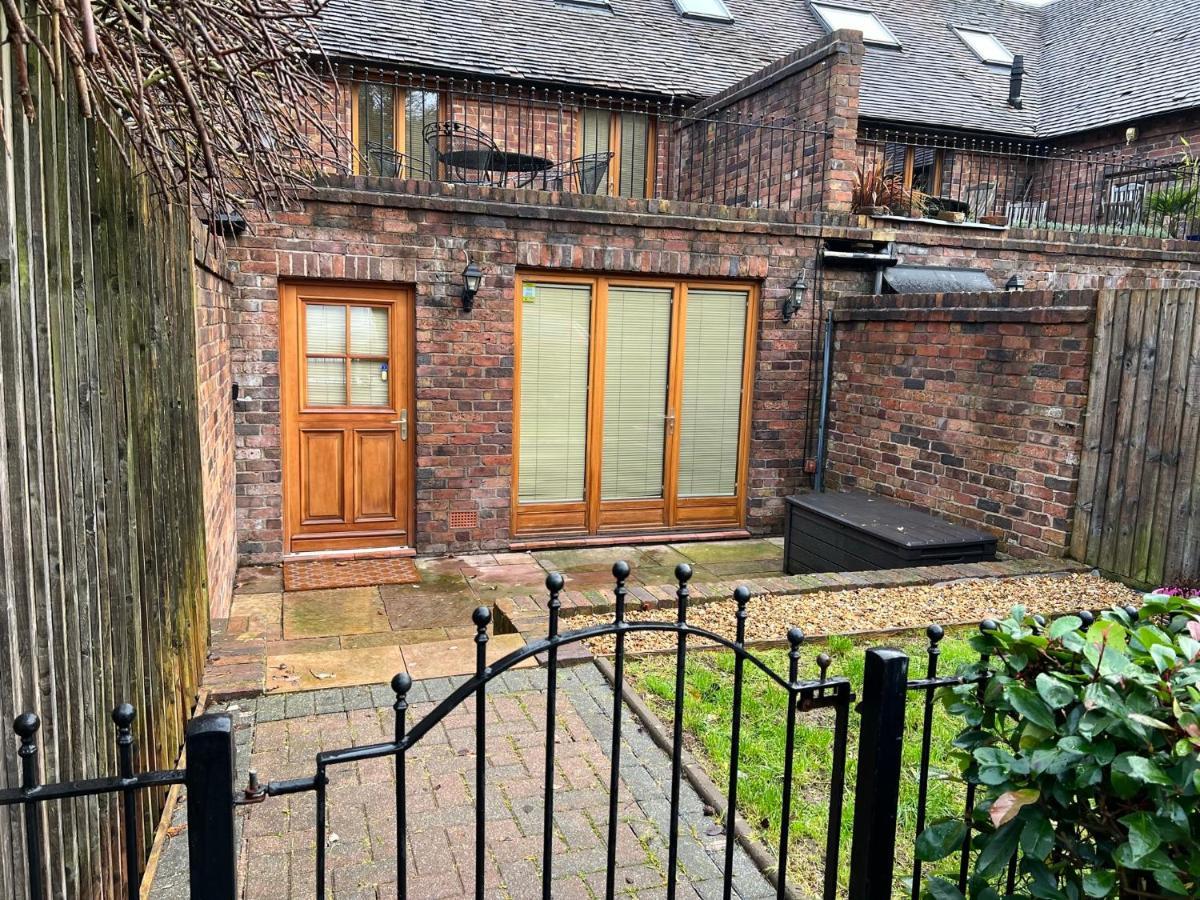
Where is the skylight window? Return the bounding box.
[953,27,1014,65]
[810,2,900,47]
[673,0,733,22]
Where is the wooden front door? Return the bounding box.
[281,283,414,553]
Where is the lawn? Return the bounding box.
[625,630,980,897]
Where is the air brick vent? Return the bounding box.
[450,510,479,530]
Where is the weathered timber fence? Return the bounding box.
[1072,287,1200,586]
[0,31,210,900]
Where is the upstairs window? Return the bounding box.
[355,84,440,178]
[672,0,733,21]
[810,2,900,47]
[580,109,656,199]
[953,27,1014,65]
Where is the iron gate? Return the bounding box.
[1,561,1111,899]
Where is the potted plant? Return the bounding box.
[852,161,929,217]
[1146,183,1200,239]
[916,594,1200,899]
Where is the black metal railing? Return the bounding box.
[344,68,831,211]
[857,127,1200,239]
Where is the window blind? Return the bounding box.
[518,283,592,504]
[677,289,748,498]
[601,287,671,500]
[618,113,650,199]
[359,84,396,175]
[405,90,439,177]
[307,358,346,406]
[582,109,611,194]
[350,306,389,355]
[306,304,346,355]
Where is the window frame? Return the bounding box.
[951,26,1015,66]
[810,2,902,47]
[351,82,443,177]
[298,298,398,413]
[671,0,734,22]
[512,271,758,538]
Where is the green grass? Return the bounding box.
[625,631,979,896]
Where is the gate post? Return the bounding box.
[185,713,238,899]
[848,647,909,900]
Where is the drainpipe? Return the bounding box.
[813,307,835,493]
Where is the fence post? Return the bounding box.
[185,713,237,900]
[848,647,909,900]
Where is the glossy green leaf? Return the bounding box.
[916,818,968,862]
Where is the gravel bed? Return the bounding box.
[574,573,1138,655]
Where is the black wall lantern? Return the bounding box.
[461,262,483,312]
[782,273,806,322]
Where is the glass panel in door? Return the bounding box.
[677,289,748,498]
[601,287,672,500]
[518,283,592,504]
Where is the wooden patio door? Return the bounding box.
[281,283,414,553]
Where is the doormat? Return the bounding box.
[283,557,420,592]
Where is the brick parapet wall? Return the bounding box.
[825,289,1097,557]
[192,223,238,617]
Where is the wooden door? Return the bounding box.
[281,283,414,553]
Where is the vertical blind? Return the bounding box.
[601,287,671,500]
[405,89,439,177]
[677,289,748,498]
[581,109,610,195]
[518,283,592,504]
[618,113,650,199]
[359,84,395,176]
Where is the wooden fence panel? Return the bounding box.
[0,31,209,900]
[1074,287,1200,587]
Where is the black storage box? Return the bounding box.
[784,492,997,575]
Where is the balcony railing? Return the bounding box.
[343,68,832,212]
[856,127,1200,240]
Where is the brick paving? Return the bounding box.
[149,666,776,899]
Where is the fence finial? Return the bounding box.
[472,606,492,631]
[13,712,39,745]
[545,572,565,595]
[787,626,805,649]
[612,560,630,581]
[391,672,412,699]
[926,624,944,645]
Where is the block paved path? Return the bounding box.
[149,665,776,900]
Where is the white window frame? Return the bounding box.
[672,0,733,22]
[952,26,1015,66]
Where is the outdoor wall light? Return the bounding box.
[782,274,807,322]
[461,262,483,312]
[1005,273,1027,292]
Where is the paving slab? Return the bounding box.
[281,587,389,640]
[670,538,783,564]
[265,645,406,693]
[228,592,283,636]
[401,633,534,680]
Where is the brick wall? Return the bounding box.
[825,290,1097,557]
[225,183,833,562]
[675,30,863,211]
[192,225,238,617]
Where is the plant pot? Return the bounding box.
[856,205,892,216]
[936,210,967,224]
[980,214,1009,227]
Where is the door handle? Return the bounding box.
[391,410,408,440]
[664,412,676,434]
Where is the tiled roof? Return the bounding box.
[314,0,1199,138]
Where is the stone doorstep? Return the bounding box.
[508,557,1090,650]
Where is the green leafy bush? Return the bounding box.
[916,595,1200,899]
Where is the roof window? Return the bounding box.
[953,27,1014,65]
[810,2,900,47]
[673,0,733,21]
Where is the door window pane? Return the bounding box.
[351,306,389,355]
[350,360,390,407]
[405,89,439,178]
[602,287,671,500]
[306,304,346,355]
[307,358,347,406]
[518,283,591,504]
[677,289,748,498]
[618,113,651,199]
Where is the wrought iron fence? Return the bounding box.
[857,127,1200,239]
[344,67,831,211]
[2,563,1130,900]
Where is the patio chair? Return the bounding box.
[534,151,614,194]
[363,143,432,180]
[962,181,997,220]
[423,121,506,185]
[1005,199,1048,228]
[1103,181,1146,229]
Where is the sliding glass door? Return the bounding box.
[514,275,755,536]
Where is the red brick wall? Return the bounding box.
[225,183,831,562]
[192,225,238,617]
[676,30,862,212]
[825,290,1097,557]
